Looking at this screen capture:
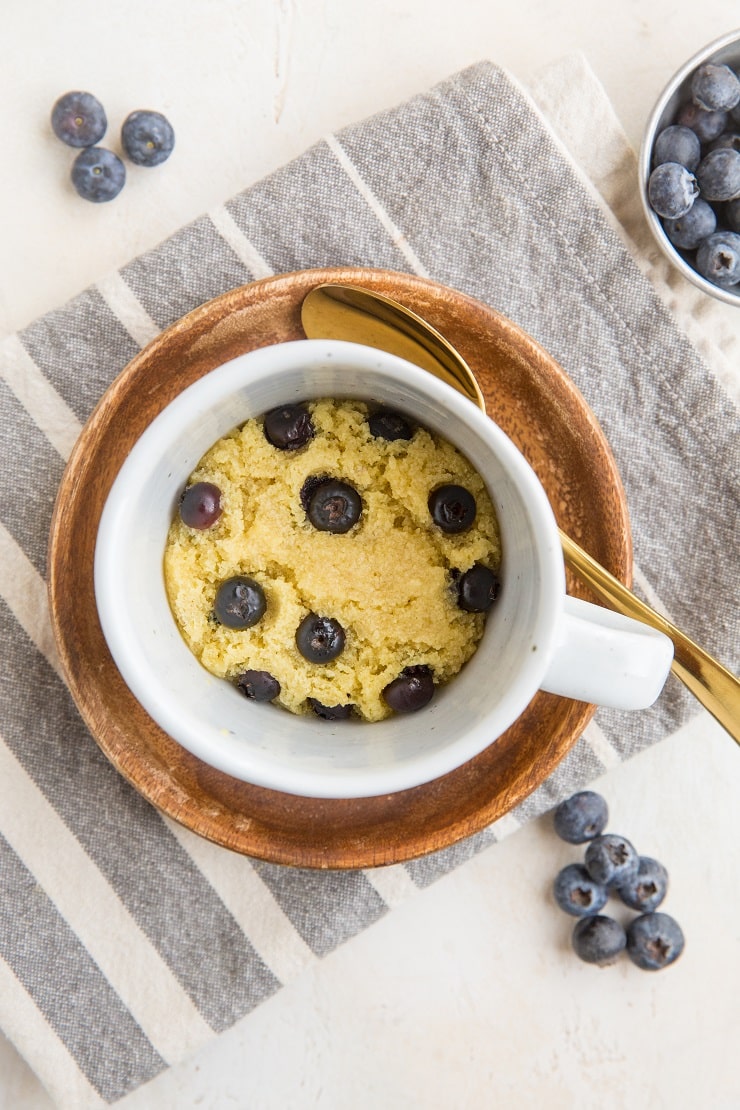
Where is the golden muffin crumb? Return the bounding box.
[163,399,501,721]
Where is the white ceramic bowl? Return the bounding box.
[94,339,670,798]
[639,28,740,305]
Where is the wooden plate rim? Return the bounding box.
[47,267,631,868]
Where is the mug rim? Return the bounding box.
[94,339,566,797]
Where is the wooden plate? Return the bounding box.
[48,268,631,869]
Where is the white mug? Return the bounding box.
[95,339,673,798]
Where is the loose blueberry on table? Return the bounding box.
[121,110,175,167]
[617,856,668,913]
[553,790,609,844]
[550,791,684,971]
[70,147,126,203]
[571,915,626,966]
[584,833,639,888]
[51,90,107,147]
[626,912,685,970]
[553,864,608,918]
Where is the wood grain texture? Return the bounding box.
[47,268,632,869]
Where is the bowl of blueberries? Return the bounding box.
[640,28,740,305]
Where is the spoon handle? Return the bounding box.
[559,530,740,744]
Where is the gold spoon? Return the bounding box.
[301,282,740,745]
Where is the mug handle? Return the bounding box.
[540,596,674,710]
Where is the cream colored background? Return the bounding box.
[1,2,739,1107]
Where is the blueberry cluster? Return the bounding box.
[647,60,740,289]
[51,91,174,203]
[177,403,501,721]
[552,791,685,970]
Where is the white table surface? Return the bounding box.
[2,3,739,1108]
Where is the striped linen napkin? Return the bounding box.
[1,54,738,1108]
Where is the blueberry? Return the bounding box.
[70,147,126,203]
[647,162,698,219]
[382,665,435,713]
[553,864,608,918]
[626,912,685,971]
[299,474,329,512]
[306,479,362,533]
[652,125,701,171]
[706,131,740,154]
[368,407,414,441]
[663,198,717,249]
[572,915,626,966]
[696,148,740,201]
[307,698,354,720]
[617,856,668,913]
[179,481,222,528]
[695,231,740,287]
[691,63,740,112]
[121,110,175,167]
[727,198,740,233]
[584,833,639,887]
[213,576,266,629]
[235,669,280,702]
[428,484,476,533]
[677,101,728,143]
[553,790,609,844]
[456,563,500,612]
[263,404,314,450]
[51,91,107,147]
[296,613,345,662]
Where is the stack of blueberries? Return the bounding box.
[647,60,740,289]
[51,91,175,203]
[552,791,685,970]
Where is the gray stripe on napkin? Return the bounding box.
[0,381,65,576]
[19,289,140,423]
[595,685,694,762]
[406,827,498,887]
[0,834,166,1102]
[0,600,280,1032]
[251,863,387,956]
[406,735,607,887]
[225,141,414,276]
[121,216,254,331]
